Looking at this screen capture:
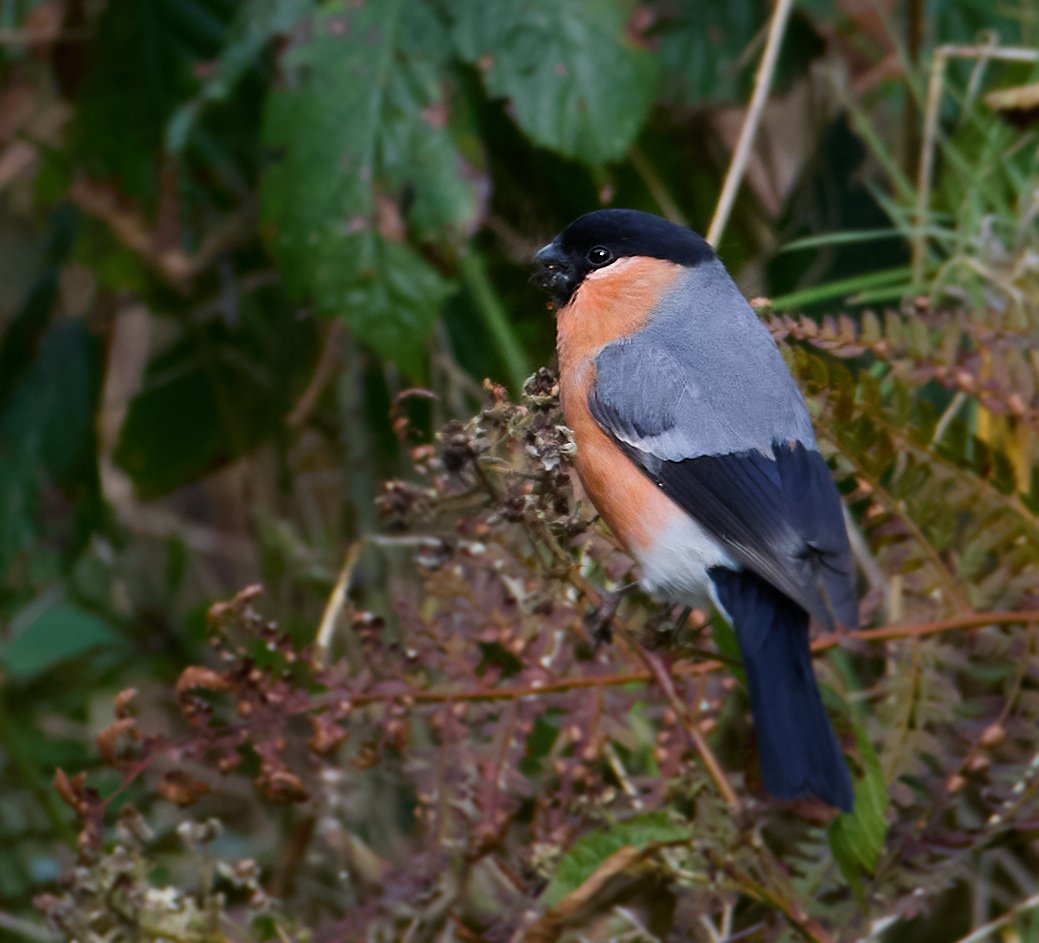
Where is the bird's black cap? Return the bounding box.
[532,209,715,307]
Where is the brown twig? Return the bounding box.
[481,702,519,843]
[288,320,345,428]
[104,608,1039,814]
[826,609,1039,647]
[706,0,795,247]
[315,608,1039,709]
[622,633,741,810]
[707,851,836,943]
[313,540,364,663]
[68,177,254,288]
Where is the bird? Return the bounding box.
[532,208,857,812]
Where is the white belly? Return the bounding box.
[634,512,734,607]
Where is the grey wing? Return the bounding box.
[606,259,817,459]
[589,334,813,463]
[589,337,856,629]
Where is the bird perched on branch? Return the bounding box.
[533,209,857,811]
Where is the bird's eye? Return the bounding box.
[586,245,614,267]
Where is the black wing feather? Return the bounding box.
[774,440,858,626]
[651,444,852,628]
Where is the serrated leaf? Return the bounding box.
[541,811,690,908]
[316,236,453,378]
[261,0,478,373]
[2,604,124,679]
[655,1,764,106]
[3,322,97,481]
[77,0,233,205]
[828,716,889,895]
[166,0,314,153]
[452,0,658,166]
[114,308,314,498]
[0,321,100,571]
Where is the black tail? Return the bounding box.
[710,567,854,811]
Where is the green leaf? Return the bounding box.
[828,717,889,896]
[114,354,233,497]
[114,304,314,497]
[768,266,914,310]
[76,0,234,205]
[2,603,124,679]
[541,812,690,908]
[261,0,478,373]
[166,0,314,153]
[0,271,59,410]
[0,321,100,572]
[525,715,561,759]
[655,1,764,106]
[2,322,98,481]
[452,0,659,166]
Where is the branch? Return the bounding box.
[321,609,1039,709]
[615,628,741,811]
[68,177,254,288]
[706,851,835,943]
[826,609,1039,647]
[287,320,345,429]
[102,609,1039,812]
[706,0,794,247]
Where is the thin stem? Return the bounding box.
[828,609,1039,647]
[334,609,1039,708]
[321,609,1038,707]
[314,539,364,663]
[618,630,741,811]
[456,251,529,393]
[706,851,835,943]
[629,147,689,226]
[288,319,344,428]
[948,892,1039,943]
[706,0,794,247]
[913,43,1039,286]
[0,912,56,943]
[914,48,948,287]
[930,389,967,446]
[107,609,1039,808]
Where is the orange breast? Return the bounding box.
[555,257,685,554]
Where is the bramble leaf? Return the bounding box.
[2,603,124,680]
[76,0,233,205]
[452,0,659,166]
[655,1,764,106]
[166,0,314,153]
[261,0,480,373]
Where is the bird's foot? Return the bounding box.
[640,602,689,648]
[583,582,638,647]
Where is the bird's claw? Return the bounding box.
[583,582,638,648]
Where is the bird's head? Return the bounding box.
[532,209,715,308]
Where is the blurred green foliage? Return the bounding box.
[0,0,1038,939]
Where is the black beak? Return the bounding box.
[531,240,575,305]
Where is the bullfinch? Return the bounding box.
[533,209,856,811]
